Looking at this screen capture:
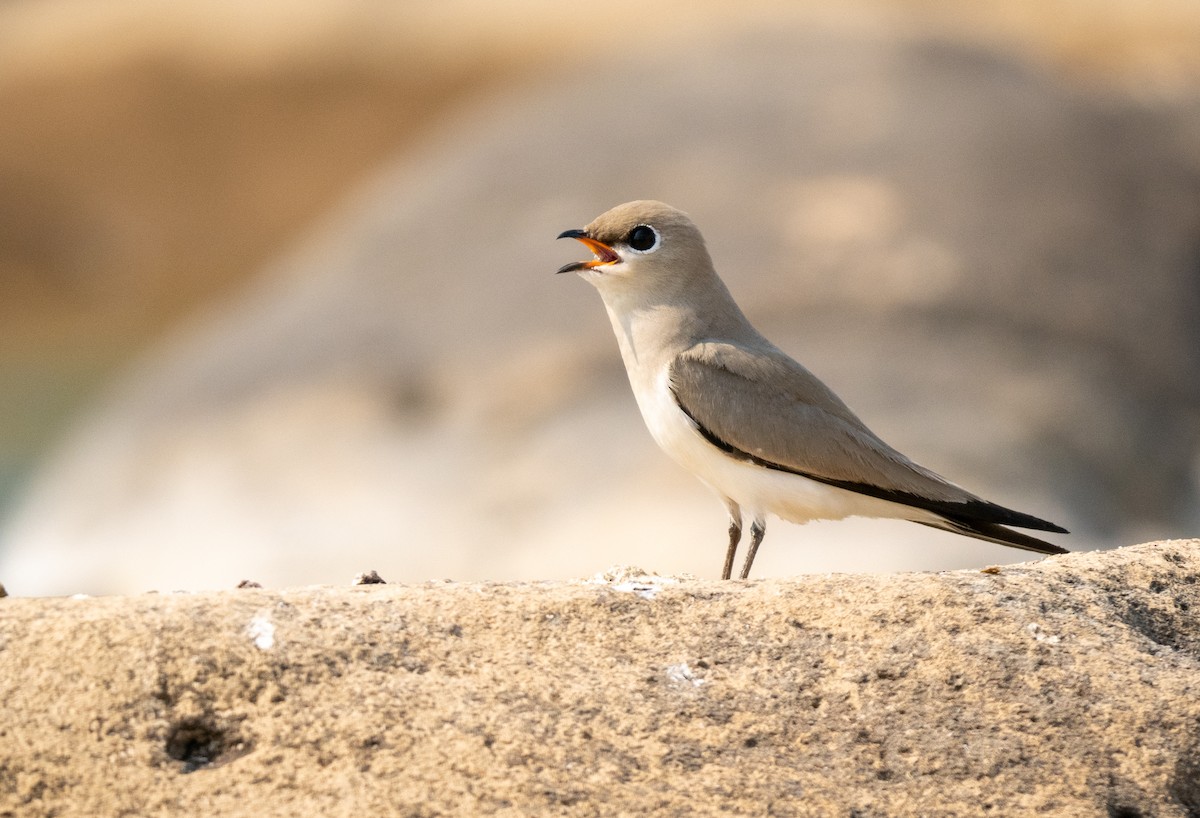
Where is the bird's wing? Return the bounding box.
[668,341,1067,537]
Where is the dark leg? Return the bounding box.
[739,519,766,580]
[722,503,742,580]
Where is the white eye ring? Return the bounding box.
[626,224,660,254]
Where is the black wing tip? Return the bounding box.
[919,518,1069,556]
[1009,536,1070,556]
[934,501,1070,555]
[971,501,1067,534]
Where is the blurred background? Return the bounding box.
[1,0,1198,595]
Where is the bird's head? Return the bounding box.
[556,201,715,303]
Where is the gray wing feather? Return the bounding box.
[668,341,1068,545]
[668,342,981,504]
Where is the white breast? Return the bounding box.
[631,367,941,527]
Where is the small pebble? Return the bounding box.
[354,570,386,585]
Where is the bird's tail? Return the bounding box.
[917,517,1069,556]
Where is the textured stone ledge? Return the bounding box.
[2,541,1198,816]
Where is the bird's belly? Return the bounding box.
[635,372,937,525]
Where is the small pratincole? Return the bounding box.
[557,200,1068,579]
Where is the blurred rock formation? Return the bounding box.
[1,13,1198,593]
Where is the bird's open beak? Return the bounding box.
[556,229,620,274]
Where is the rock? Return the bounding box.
[0,541,1198,816]
[2,23,1198,594]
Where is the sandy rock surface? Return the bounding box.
[2,540,1198,816]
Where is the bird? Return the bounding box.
[556,200,1068,580]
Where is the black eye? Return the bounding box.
[627,225,659,253]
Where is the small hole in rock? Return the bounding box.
[1107,805,1144,818]
[166,719,227,773]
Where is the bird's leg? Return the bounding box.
[739,519,766,580]
[722,502,743,580]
